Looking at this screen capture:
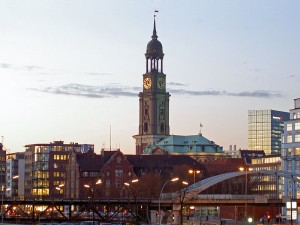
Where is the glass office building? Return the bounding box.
[248,110,289,155]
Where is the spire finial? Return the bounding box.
[152,10,159,39]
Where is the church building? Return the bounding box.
[133,17,223,157]
[133,18,170,155]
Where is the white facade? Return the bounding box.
[6,153,25,199]
[281,98,300,221]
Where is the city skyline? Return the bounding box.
[0,1,299,154]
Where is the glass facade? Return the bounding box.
[24,141,94,199]
[248,110,289,155]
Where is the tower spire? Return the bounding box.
[152,10,159,40]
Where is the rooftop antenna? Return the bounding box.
[110,125,111,151]
[199,123,203,135]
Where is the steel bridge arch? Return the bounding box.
[167,170,300,202]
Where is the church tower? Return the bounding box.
[133,18,170,155]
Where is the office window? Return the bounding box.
[295,123,300,130]
[287,135,292,143]
[295,134,300,143]
[287,123,293,132]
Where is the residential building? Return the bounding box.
[248,109,289,155]
[24,141,94,199]
[66,149,205,199]
[6,152,25,199]
[0,143,6,197]
[65,149,135,199]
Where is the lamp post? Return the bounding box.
[124,179,139,222]
[189,170,200,184]
[84,179,102,225]
[239,167,253,224]
[179,181,189,225]
[158,177,179,225]
[50,184,65,199]
[1,184,5,223]
[1,175,19,222]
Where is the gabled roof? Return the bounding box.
[143,134,223,154]
[126,154,203,170]
[76,150,118,172]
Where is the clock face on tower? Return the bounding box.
[157,78,165,89]
[144,77,152,89]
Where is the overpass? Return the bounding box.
[164,170,300,202]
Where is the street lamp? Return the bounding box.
[123,179,139,222]
[189,170,201,184]
[158,177,179,225]
[179,181,189,225]
[50,184,65,199]
[239,167,253,224]
[1,175,19,222]
[124,178,139,187]
[84,179,102,225]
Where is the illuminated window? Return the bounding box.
[295,134,300,143]
[287,135,292,143]
[287,123,293,132]
[54,172,60,177]
[295,123,300,130]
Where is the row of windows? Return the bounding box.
[53,154,68,160]
[104,180,128,189]
[287,122,300,131]
[53,172,65,178]
[253,184,277,191]
[293,112,300,119]
[32,179,49,188]
[82,172,100,177]
[282,148,300,156]
[285,134,300,143]
[53,181,64,186]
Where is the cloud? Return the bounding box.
[170,89,281,98]
[30,83,138,98]
[0,63,14,69]
[85,72,111,76]
[23,65,43,71]
[168,82,188,86]
[31,83,282,99]
[0,62,43,71]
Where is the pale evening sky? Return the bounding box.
[0,0,299,154]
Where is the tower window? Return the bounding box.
[144,123,148,133]
[160,123,165,133]
[145,109,148,115]
[160,108,164,114]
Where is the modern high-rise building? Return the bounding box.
[133,18,170,155]
[24,141,94,199]
[248,109,289,155]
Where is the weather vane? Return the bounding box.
[154,10,159,18]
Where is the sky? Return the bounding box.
[0,0,299,155]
